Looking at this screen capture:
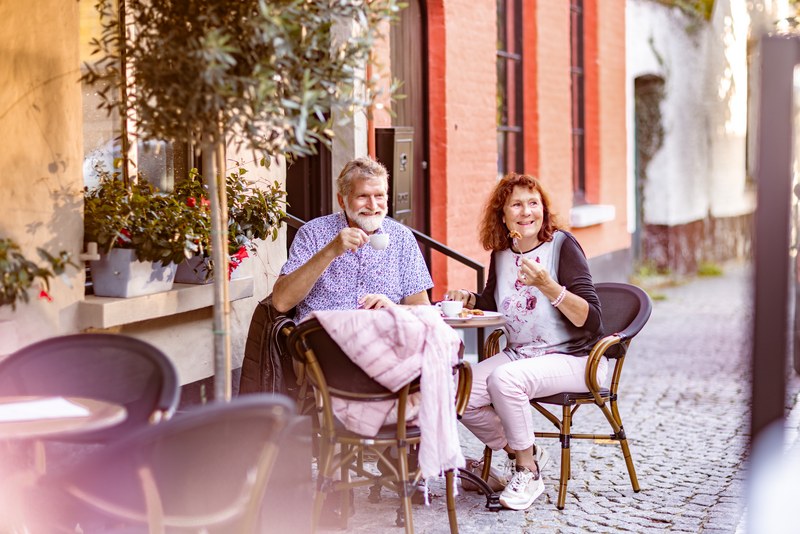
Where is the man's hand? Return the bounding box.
[330,227,369,256]
[358,294,395,310]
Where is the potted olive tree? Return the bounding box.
[83,0,399,399]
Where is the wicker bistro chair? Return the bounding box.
[286,318,472,534]
[479,282,653,509]
[38,394,298,534]
[0,333,180,474]
[0,333,180,442]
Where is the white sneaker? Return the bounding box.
[498,466,545,510]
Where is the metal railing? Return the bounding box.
[282,214,488,355]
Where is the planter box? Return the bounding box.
[175,255,251,285]
[90,249,176,298]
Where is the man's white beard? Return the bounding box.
[345,206,386,233]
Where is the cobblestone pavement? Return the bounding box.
[319,261,800,534]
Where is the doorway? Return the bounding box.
[390,0,430,235]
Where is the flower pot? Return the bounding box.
[174,256,213,285]
[174,255,251,284]
[90,249,176,298]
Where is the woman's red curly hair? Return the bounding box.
[478,173,560,251]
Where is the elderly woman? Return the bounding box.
[445,173,605,510]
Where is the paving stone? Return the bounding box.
[312,262,800,534]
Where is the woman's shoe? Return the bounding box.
[498,466,544,510]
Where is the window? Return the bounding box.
[79,2,187,191]
[570,0,586,203]
[497,0,524,179]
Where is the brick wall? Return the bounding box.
[393,0,630,297]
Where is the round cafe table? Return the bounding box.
[441,310,507,510]
[0,395,127,441]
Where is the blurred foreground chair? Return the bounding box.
[0,333,179,441]
[0,333,180,472]
[287,318,472,534]
[479,282,653,509]
[38,394,298,533]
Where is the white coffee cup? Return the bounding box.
[369,233,390,250]
[440,300,463,318]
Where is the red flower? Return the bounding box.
[115,228,132,246]
[227,246,249,279]
[232,245,249,262]
[38,288,53,303]
[186,197,197,208]
[200,196,210,208]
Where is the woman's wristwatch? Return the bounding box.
[462,290,476,309]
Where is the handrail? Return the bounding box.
[282,214,485,292]
[407,227,485,293]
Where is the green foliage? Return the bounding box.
[82,0,401,161]
[0,238,75,310]
[697,261,723,277]
[656,0,714,22]
[173,165,287,256]
[83,169,204,266]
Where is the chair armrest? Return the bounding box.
[583,333,623,395]
[483,329,506,361]
[453,360,472,417]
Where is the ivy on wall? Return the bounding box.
[654,0,715,21]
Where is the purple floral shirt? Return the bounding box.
[281,213,433,321]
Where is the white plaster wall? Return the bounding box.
[705,0,754,218]
[0,3,289,389]
[627,1,711,226]
[626,0,756,227]
[0,1,86,350]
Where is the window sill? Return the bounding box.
[570,204,616,228]
[77,277,254,330]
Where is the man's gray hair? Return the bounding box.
[336,157,389,197]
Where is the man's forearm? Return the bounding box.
[401,290,431,306]
[272,245,338,312]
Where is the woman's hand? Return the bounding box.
[518,257,552,288]
[444,289,473,307]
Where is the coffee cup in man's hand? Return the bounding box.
[369,233,389,250]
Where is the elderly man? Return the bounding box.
[272,156,432,320]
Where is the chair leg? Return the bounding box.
[481,445,493,483]
[311,440,335,533]
[445,469,458,534]
[395,444,414,534]
[619,436,640,492]
[556,406,572,510]
[609,399,641,493]
[340,445,352,528]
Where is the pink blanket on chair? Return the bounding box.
[312,305,466,478]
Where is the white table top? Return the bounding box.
[0,395,127,440]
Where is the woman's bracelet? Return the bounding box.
[551,285,567,307]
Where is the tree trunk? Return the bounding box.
[202,137,232,402]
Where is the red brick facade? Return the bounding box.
[373,0,630,297]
